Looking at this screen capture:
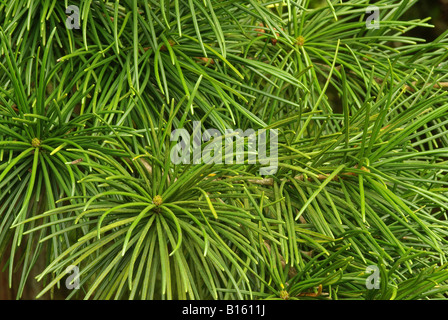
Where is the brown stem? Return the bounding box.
[263,240,298,278]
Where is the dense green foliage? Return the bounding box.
[1,0,448,300]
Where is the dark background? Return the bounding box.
[406,0,448,41]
